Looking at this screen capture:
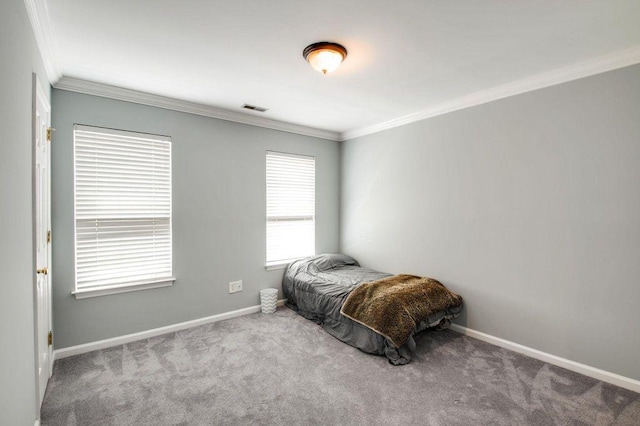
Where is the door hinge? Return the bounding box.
[48,331,53,346]
[47,230,51,244]
[46,127,55,142]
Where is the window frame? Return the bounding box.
[72,124,175,299]
[265,150,316,269]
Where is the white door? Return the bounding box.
[33,75,52,410]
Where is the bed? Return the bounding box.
[283,253,463,365]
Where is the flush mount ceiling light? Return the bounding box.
[303,42,347,74]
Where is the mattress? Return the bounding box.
[283,254,462,365]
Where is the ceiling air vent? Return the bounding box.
[242,104,268,113]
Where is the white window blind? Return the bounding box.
[266,151,315,266]
[73,125,173,297]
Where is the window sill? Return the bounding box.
[72,278,176,299]
[265,263,289,271]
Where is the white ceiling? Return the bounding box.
[44,0,640,137]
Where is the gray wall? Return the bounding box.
[51,90,340,349]
[0,0,51,423]
[341,64,640,380]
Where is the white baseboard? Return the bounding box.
[449,324,640,394]
[52,304,639,394]
[54,299,287,361]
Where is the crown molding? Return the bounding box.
[23,0,336,140]
[340,45,640,141]
[24,0,62,84]
[23,0,640,143]
[54,77,341,141]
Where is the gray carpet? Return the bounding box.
[41,308,639,425]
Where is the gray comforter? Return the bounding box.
[283,254,462,365]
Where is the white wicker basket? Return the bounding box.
[260,288,278,314]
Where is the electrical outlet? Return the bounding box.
[229,280,243,294]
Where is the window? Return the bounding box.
[73,125,173,298]
[266,151,315,267]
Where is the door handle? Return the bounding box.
[36,267,48,275]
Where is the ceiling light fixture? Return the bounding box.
[303,42,347,75]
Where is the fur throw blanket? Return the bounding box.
[340,274,463,348]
